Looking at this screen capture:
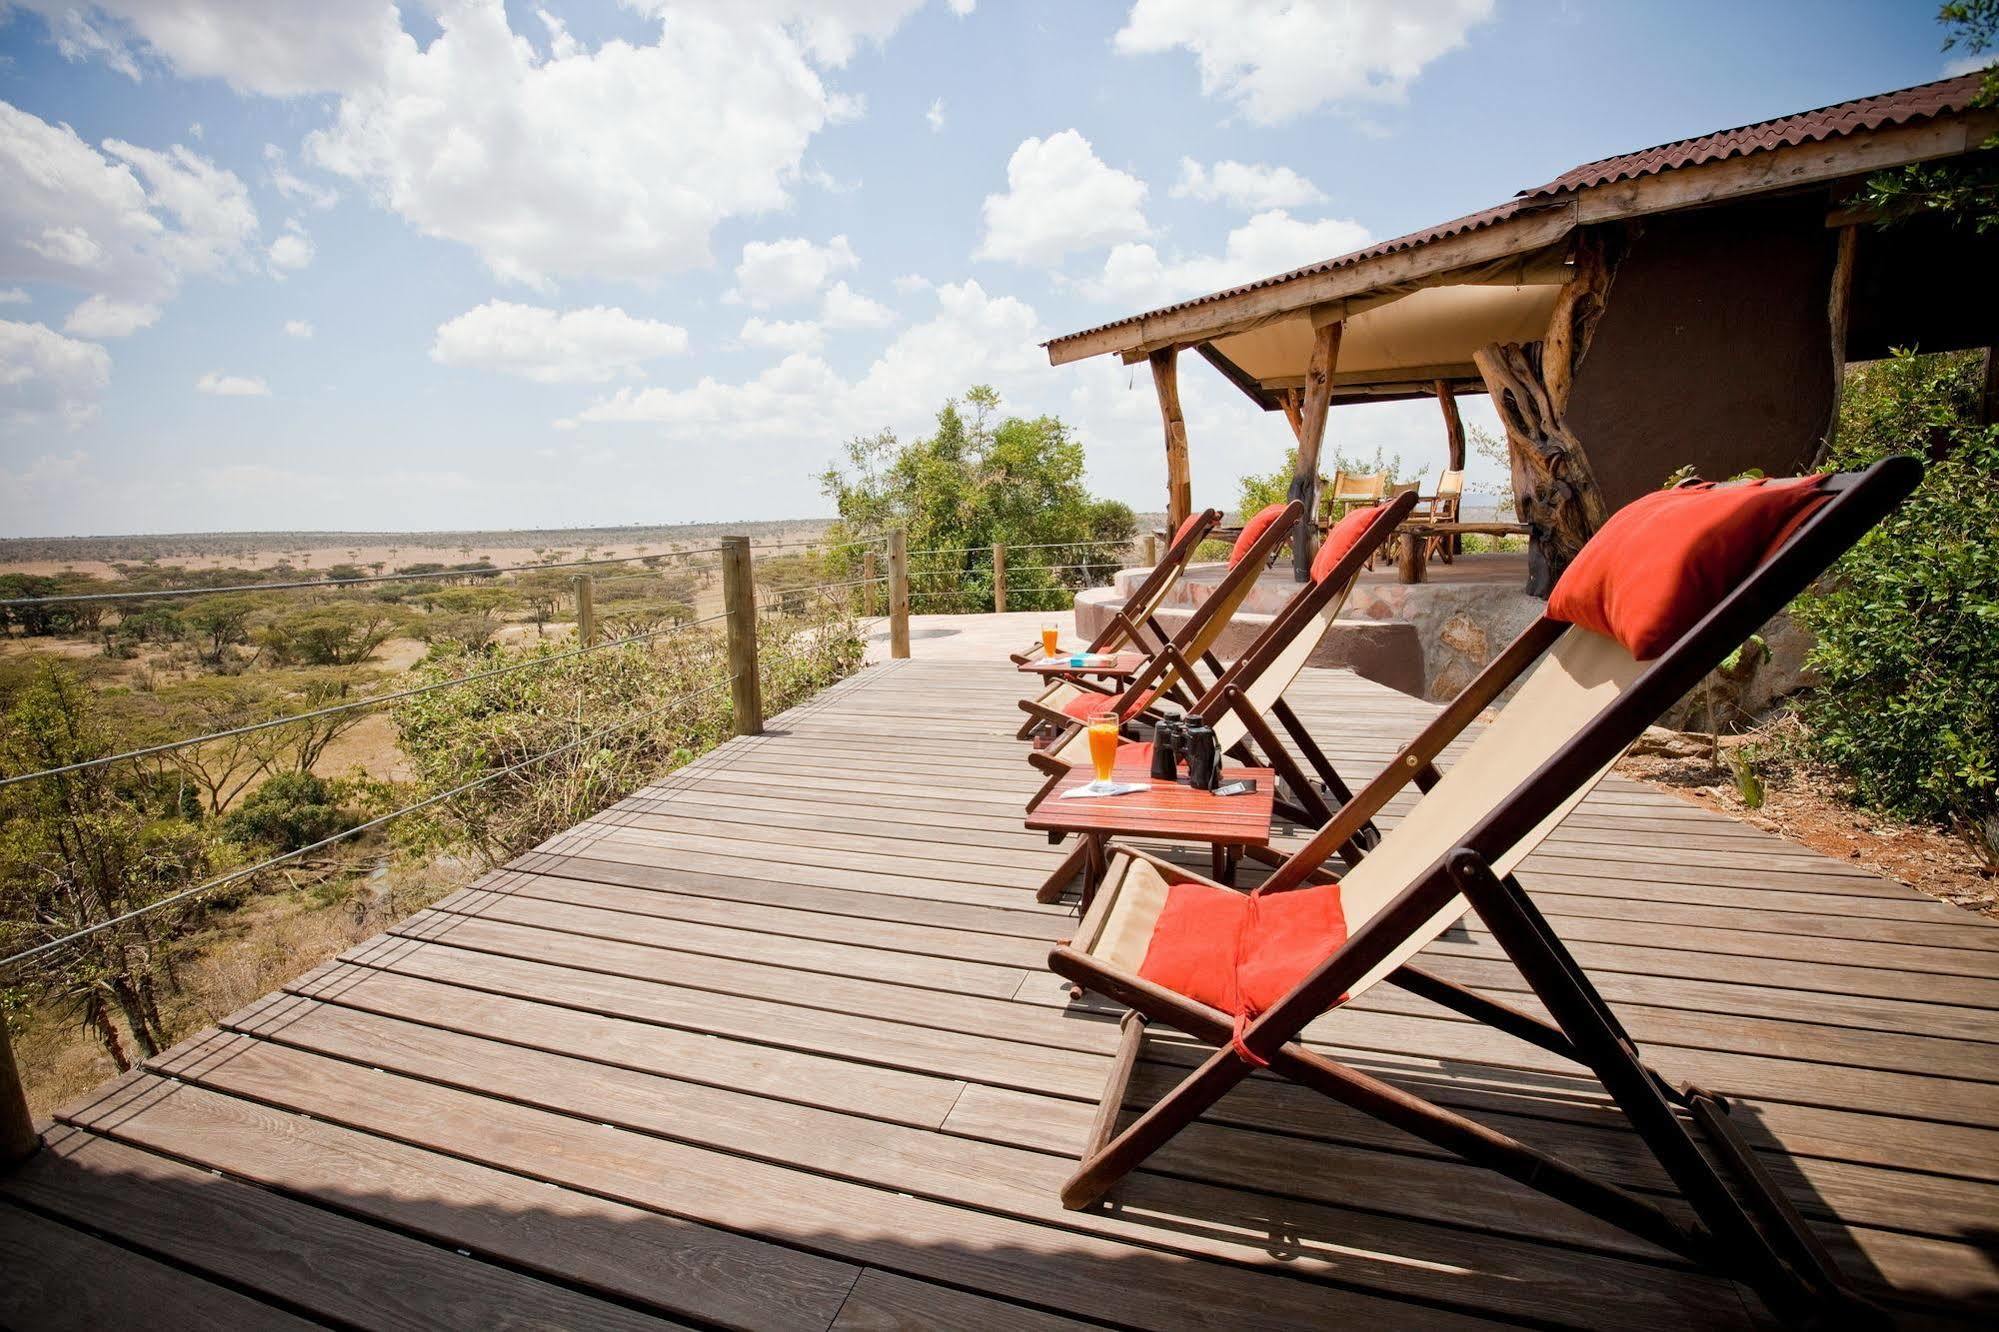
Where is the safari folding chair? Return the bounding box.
[1016,501,1300,740]
[1046,460,1920,1324]
[1414,468,1466,563]
[1007,507,1223,668]
[1026,493,1419,894]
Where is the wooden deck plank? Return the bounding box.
[5,1126,688,1331]
[7,657,1994,1327]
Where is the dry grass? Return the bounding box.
[12,856,470,1119]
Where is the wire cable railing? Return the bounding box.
[0,545,730,609]
[0,610,733,791]
[0,674,739,972]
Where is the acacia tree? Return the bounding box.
[819,385,1136,613]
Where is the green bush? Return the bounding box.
[223,772,357,852]
[1793,349,1998,854]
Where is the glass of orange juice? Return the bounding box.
[1041,622,1060,657]
[1085,709,1121,792]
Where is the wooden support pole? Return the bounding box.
[1289,321,1343,581]
[1436,380,1466,472]
[861,549,877,618]
[1149,346,1193,536]
[992,541,1007,614]
[571,573,596,646]
[720,537,763,736]
[1143,534,1158,567]
[887,529,911,660]
[1820,224,1859,459]
[0,1008,37,1170]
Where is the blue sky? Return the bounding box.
[0,1,1970,537]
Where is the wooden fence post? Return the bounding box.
[572,574,596,646]
[1,1009,37,1170]
[721,537,763,736]
[862,549,877,617]
[992,542,1007,614]
[887,530,911,660]
[1143,534,1158,567]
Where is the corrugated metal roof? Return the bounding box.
[1048,73,1986,350]
[1521,72,1983,199]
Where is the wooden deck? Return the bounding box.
[6,659,1998,1329]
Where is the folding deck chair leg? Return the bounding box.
[1036,837,1094,905]
[1443,849,1880,1323]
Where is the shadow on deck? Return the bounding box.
[5,661,1997,1328]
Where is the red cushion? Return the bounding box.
[1229,504,1290,568]
[1170,511,1205,549]
[1548,476,1829,660]
[1137,878,1348,1017]
[1310,503,1383,582]
[1060,687,1162,722]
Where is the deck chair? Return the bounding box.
[1016,502,1300,740]
[1007,507,1223,667]
[1046,460,1920,1325]
[1414,469,1466,563]
[1026,493,1419,893]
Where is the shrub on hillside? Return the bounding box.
[223,772,357,853]
[1793,349,1999,863]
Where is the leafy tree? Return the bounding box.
[183,594,262,667]
[819,385,1135,613]
[256,601,410,666]
[0,665,221,1068]
[1793,349,1999,865]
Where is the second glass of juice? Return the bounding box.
[1041,622,1060,657]
[1086,710,1121,790]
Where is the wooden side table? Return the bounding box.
[1016,651,1148,684]
[1025,763,1275,911]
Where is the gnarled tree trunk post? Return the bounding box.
[1148,346,1193,537]
[1288,320,1343,582]
[1473,231,1619,596]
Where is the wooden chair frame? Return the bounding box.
[1008,507,1223,669]
[1026,494,1419,885]
[1046,459,1921,1325]
[1016,502,1300,740]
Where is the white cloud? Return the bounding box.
[1082,209,1372,306]
[267,219,314,274]
[891,273,932,294]
[1172,157,1324,209]
[631,0,930,68]
[1114,0,1494,125]
[570,278,1041,442]
[283,318,313,338]
[947,0,976,14]
[196,370,269,396]
[1943,53,1992,78]
[0,288,29,304]
[430,300,691,384]
[0,448,92,533]
[926,98,945,132]
[306,4,869,287]
[975,129,1149,267]
[15,1,406,96]
[264,142,339,210]
[733,234,859,308]
[820,280,896,328]
[738,316,825,353]
[62,294,161,338]
[0,320,111,429]
[0,102,258,306]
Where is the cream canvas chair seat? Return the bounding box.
[1042,459,1922,1327]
